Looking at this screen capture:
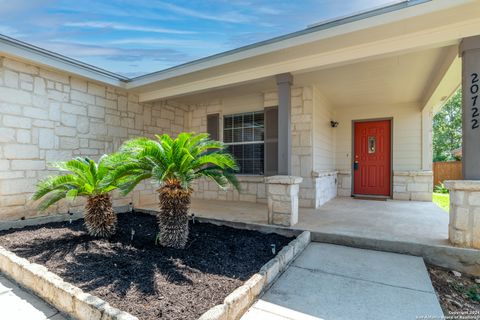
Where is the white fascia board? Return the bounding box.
[422,52,461,114]
[0,35,127,88]
[128,0,471,89]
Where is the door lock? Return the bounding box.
[353,160,359,170]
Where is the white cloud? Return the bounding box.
[0,25,24,37]
[28,40,188,59]
[64,21,196,35]
[106,37,226,49]
[154,2,253,24]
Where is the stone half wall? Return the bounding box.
[392,171,433,201]
[191,176,266,204]
[336,169,433,201]
[0,57,187,221]
[190,170,339,210]
[313,171,338,208]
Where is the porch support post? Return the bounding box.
[275,73,293,175]
[445,181,480,249]
[446,37,480,249]
[460,36,480,179]
[265,175,303,227]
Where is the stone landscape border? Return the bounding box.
[0,212,310,320]
[0,205,130,231]
[198,231,311,320]
[0,246,138,320]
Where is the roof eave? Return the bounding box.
[0,34,128,87]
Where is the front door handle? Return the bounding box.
[354,161,359,170]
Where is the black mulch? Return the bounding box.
[428,265,480,317]
[0,211,293,320]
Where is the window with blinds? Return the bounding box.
[223,111,264,175]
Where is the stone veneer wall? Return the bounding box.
[0,57,187,221]
[335,170,433,200]
[191,176,266,204]
[392,171,433,201]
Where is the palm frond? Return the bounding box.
[115,132,239,192]
[37,190,68,211]
[33,157,119,211]
[32,174,81,200]
[192,153,238,170]
[118,173,152,195]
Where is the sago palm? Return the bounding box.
[32,156,120,237]
[113,132,239,249]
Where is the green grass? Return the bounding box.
[433,192,449,212]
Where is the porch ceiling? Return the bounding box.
[171,45,460,111]
[294,45,459,108]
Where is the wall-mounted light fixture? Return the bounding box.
[330,121,339,128]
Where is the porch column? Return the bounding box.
[445,181,480,249]
[265,175,303,227]
[446,36,480,249]
[460,36,480,179]
[275,73,293,175]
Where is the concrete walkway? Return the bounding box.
[242,243,443,320]
[0,274,66,320]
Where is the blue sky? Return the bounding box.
[0,0,393,77]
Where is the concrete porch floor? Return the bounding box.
[297,197,449,246]
[139,197,449,247]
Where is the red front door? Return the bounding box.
[353,120,391,196]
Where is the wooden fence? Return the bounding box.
[433,161,463,187]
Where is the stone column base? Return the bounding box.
[265,176,303,227]
[445,180,480,249]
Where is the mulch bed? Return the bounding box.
[0,211,292,320]
[428,265,480,318]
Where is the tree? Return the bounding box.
[113,133,239,249]
[433,89,462,162]
[32,156,120,237]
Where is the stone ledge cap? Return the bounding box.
[312,170,338,178]
[236,175,264,183]
[445,180,480,191]
[264,175,303,185]
[394,170,433,176]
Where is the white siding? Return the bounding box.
[312,86,336,172]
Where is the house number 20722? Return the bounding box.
[472,73,480,130]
